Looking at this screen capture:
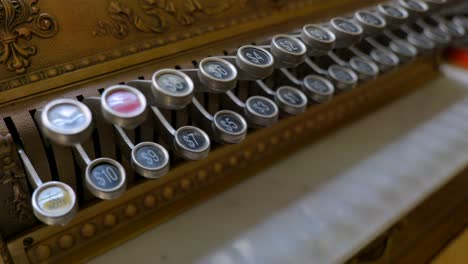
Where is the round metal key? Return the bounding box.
[131,142,170,179]
[275,86,308,115]
[354,10,387,35]
[236,45,275,79]
[424,26,451,46]
[271,34,307,67]
[397,0,429,18]
[377,4,409,26]
[32,181,78,225]
[349,56,380,81]
[198,57,238,93]
[422,0,447,12]
[85,158,127,200]
[302,74,335,103]
[101,85,147,129]
[327,65,358,92]
[245,96,279,127]
[389,39,418,61]
[40,99,93,146]
[152,69,194,109]
[174,126,211,160]
[407,32,436,52]
[213,110,248,144]
[329,18,363,48]
[370,48,400,72]
[300,24,336,56]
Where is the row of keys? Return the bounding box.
[15,0,468,225]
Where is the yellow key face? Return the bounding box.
[37,186,72,215]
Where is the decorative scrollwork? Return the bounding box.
[94,0,249,39]
[0,0,58,74]
[0,132,32,223]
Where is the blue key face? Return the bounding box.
[360,12,384,26]
[241,47,271,65]
[306,26,332,41]
[215,113,245,134]
[304,76,333,94]
[47,103,87,132]
[392,41,414,56]
[409,34,433,49]
[134,145,167,169]
[203,61,234,80]
[90,163,122,190]
[352,58,376,75]
[176,128,207,151]
[406,0,425,11]
[335,19,360,33]
[278,88,305,106]
[276,37,304,54]
[157,73,189,93]
[382,5,405,18]
[247,97,276,116]
[373,49,397,65]
[331,66,355,82]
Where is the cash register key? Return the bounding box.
[213,110,248,144]
[271,34,307,67]
[174,126,211,161]
[328,65,358,92]
[40,99,93,146]
[85,158,127,200]
[302,74,335,103]
[349,57,380,81]
[152,69,194,109]
[370,48,400,72]
[354,10,387,35]
[101,85,147,129]
[236,45,275,79]
[131,142,170,179]
[275,86,308,115]
[198,57,238,93]
[377,4,409,25]
[245,96,279,127]
[32,182,77,225]
[300,24,336,56]
[329,18,363,48]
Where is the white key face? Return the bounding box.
[37,186,73,216]
[47,103,88,133]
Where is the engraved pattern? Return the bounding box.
[93,0,249,39]
[0,132,33,223]
[0,234,13,264]
[0,0,304,94]
[0,0,58,74]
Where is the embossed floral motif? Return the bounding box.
[0,133,32,223]
[0,0,58,74]
[94,0,249,39]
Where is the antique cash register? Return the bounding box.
[0,0,467,263]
